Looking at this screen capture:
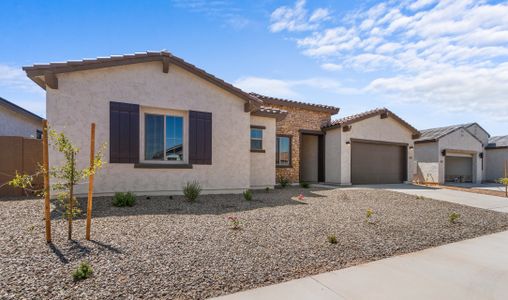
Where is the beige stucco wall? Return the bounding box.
[414,142,439,183]
[485,148,508,181]
[466,124,489,145]
[0,105,41,138]
[438,128,484,184]
[46,61,254,195]
[325,115,416,185]
[324,129,341,183]
[249,116,276,188]
[301,134,318,182]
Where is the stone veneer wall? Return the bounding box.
[271,104,332,183]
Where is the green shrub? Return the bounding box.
[112,192,136,207]
[366,208,373,219]
[300,182,309,188]
[327,234,338,244]
[73,261,93,281]
[183,181,201,202]
[265,187,270,193]
[277,175,289,188]
[449,212,461,224]
[243,189,253,201]
[416,195,425,200]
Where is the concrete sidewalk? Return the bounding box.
[213,230,508,300]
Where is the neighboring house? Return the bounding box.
[414,123,486,184]
[0,96,43,138]
[250,93,339,183]
[485,135,508,181]
[322,108,420,185]
[23,51,287,196]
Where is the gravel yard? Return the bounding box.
[2,187,508,299]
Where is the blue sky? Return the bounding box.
[1,0,508,135]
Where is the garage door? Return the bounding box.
[445,156,473,182]
[351,141,407,184]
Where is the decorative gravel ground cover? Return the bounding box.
[2,188,508,299]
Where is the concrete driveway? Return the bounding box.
[214,230,508,300]
[348,184,508,213]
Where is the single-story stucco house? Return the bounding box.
[322,108,420,185]
[0,96,43,138]
[23,51,290,196]
[414,123,489,184]
[485,135,508,181]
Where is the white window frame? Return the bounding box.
[140,106,188,164]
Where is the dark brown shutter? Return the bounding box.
[189,111,212,165]
[110,101,139,163]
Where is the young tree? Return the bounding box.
[10,129,104,240]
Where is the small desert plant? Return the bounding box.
[300,182,309,188]
[449,212,461,224]
[183,181,201,202]
[112,192,136,207]
[327,234,338,244]
[416,195,425,200]
[265,187,270,193]
[73,261,93,281]
[366,208,373,219]
[227,216,241,230]
[277,175,289,188]
[498,177,508,197]
[243,189,253,201]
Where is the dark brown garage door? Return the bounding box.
[351,141,407,184]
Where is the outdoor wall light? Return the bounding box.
[479,152,484,159]
[409,146,414,150]
[345,141,351,145]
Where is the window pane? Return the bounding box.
[166,115,184,161]
[251,128,262,139]
[145,114,164,160]
[277,136,290,165]
[251,140,262,150]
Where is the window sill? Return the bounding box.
[250,149,266,153]
[276,165,293,168]
[134,163,193,169]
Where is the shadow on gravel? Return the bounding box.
[90,239,123,254]
[69,187,326,219]
[48,242,69,264]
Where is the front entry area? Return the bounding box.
[351,140,407,184]
[300,132,324,182]
[445,155,473,183]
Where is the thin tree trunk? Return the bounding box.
[68,152,75,240]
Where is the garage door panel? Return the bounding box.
[445,156,472,182]
[351,141,407,184]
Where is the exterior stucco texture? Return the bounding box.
[46,62,272,195]
[0,105,41,138]
[325,115,416,185]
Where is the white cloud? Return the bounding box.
[0,64,41,93]
[234,76,359,99]
[268,0,508,120]
[321,63,342,71]
[270,0,331,32]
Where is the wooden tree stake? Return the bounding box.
[42,120,51,243]
[68,151,74,240]
[505,160,507,197]
[86,123,96,240]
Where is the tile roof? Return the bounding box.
[23,51,262,106]
[416,123,475,142]
[487,135,508,148]
[0,96,43,122]
[251,106,288,121]
[249,93,340,114]
[321,107,419,134]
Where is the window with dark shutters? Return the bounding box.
[110,101,139,163]
[189,111,212,165]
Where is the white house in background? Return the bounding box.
[485,136,508,181]
[0,96,43,138]
[414,123,487,184]
[23,51,287,196]
[322,108,420,185]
